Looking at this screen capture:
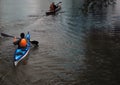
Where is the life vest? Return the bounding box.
[19,38,27,47]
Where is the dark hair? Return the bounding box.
[20,33,25,38]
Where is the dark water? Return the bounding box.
[0,0,120,85]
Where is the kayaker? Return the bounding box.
[13,33,27,48]
[50,2,57,12]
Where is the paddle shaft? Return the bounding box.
[1,33,39,45]
[1,33,19,39]
[56,2,62,6]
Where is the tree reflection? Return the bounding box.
[81,0,116,14]
[77,26,120,85]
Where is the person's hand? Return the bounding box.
[13,37,17,42]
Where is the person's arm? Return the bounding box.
[13,37,19,45]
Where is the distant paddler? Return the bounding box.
[49,2,58,12]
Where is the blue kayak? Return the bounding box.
[14,32,31,66]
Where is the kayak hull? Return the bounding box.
[14,32,30,66]
[46,5,61,16]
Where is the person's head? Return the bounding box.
[20,33,25,38]
[52,2,54,5]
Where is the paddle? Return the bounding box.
[1,33,39,46]
[56,2,62,6]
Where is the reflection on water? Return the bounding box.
[81,0,116,14]
[77,0,120,84]
[0,0,120,85]
[78,27,120,85]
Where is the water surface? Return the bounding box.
[0,0,120,85]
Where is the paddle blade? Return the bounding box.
[56,2,62,5]
[1,33,14,38]
[30,40,39,46]
[1,33,20,39]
